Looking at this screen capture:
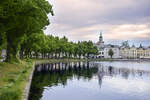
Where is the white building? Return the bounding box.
[104,45,120,58]
[95,32,120,58]
[95,33,150,59]
[95,32,104,58]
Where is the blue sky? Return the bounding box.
[45,0,150,46]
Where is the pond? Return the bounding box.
[29,61,150,100]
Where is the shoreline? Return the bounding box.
[18,58,150,100]
[93,58,150,62]
[22,62,35,100]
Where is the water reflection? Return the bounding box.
[29,62,98,100]
[29,61,150,100]
[97,63,150,79]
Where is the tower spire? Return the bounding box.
[97,31,104,46]
[99,31,103,42]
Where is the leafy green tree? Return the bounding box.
[85,41,94,58]
[46,35,55,58]
[67,42,75,58]
[21,31,46,58]
[0,0,53,62]
[108,49,114,58]
[59,36,68,58]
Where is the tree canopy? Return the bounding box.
[20,33,98,59]
[0,0,53,62]
[108,49,114,58]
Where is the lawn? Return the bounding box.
[0,59,33,100]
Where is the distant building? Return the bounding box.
[95,32,105,58]
[95,32,150,59]
[120,44,150,59]
[104,44,120,58]
[95,32,120,58]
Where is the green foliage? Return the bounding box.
[0,0,53,62]
[29,62,98,100]
[108,49,114,58]
[0,88,21,100]
[20,32,98,59]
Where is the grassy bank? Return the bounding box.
[0,59,33,100]
[32,58,115,64]
[32,58,87,64]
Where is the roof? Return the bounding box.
[104,44,119,48]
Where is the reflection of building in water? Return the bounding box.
[98,67,104,88]
[96,63,150,88]
[35,62,150,90]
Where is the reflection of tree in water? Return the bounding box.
[29,62,98,100]
[29,62,150,100]
[97,63,150,88]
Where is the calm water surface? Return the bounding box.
[29,61,150,100]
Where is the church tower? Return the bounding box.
[97,31,104,47]
[99,32,103,42]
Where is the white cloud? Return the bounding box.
[104,77,150,93]
[45,0,150,44]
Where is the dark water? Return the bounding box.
[29,61,150,100]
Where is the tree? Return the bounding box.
[67,42,75,58]
[91,46,98,55]
[20,31,46,58]
[0,0,53,62]
[108,49,114,58]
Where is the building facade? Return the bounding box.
[95,32,120,58]
[120,44,150,59]
[104,45,120,58]
[95,33,150,59]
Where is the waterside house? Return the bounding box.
[95,33,150,59]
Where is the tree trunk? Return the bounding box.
[69,53,71,58]
[59,53,60,59]
[29,52,32,58]
[36,52,38,59]
[42,53,44,59]
[6,37,19,62]
[87,53,90,59]
[55,53,56,58]
[20,46,24,59]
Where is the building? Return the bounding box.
[96,32,105,58]
[95,33,150,59]
[104,44,120,58]
[120,44,150,59]
[95,32,120,58]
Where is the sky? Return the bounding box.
[44,0,150,46]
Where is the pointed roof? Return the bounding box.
[132,44,135,48]
[99,31,103,41]
[139,44,143,48]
